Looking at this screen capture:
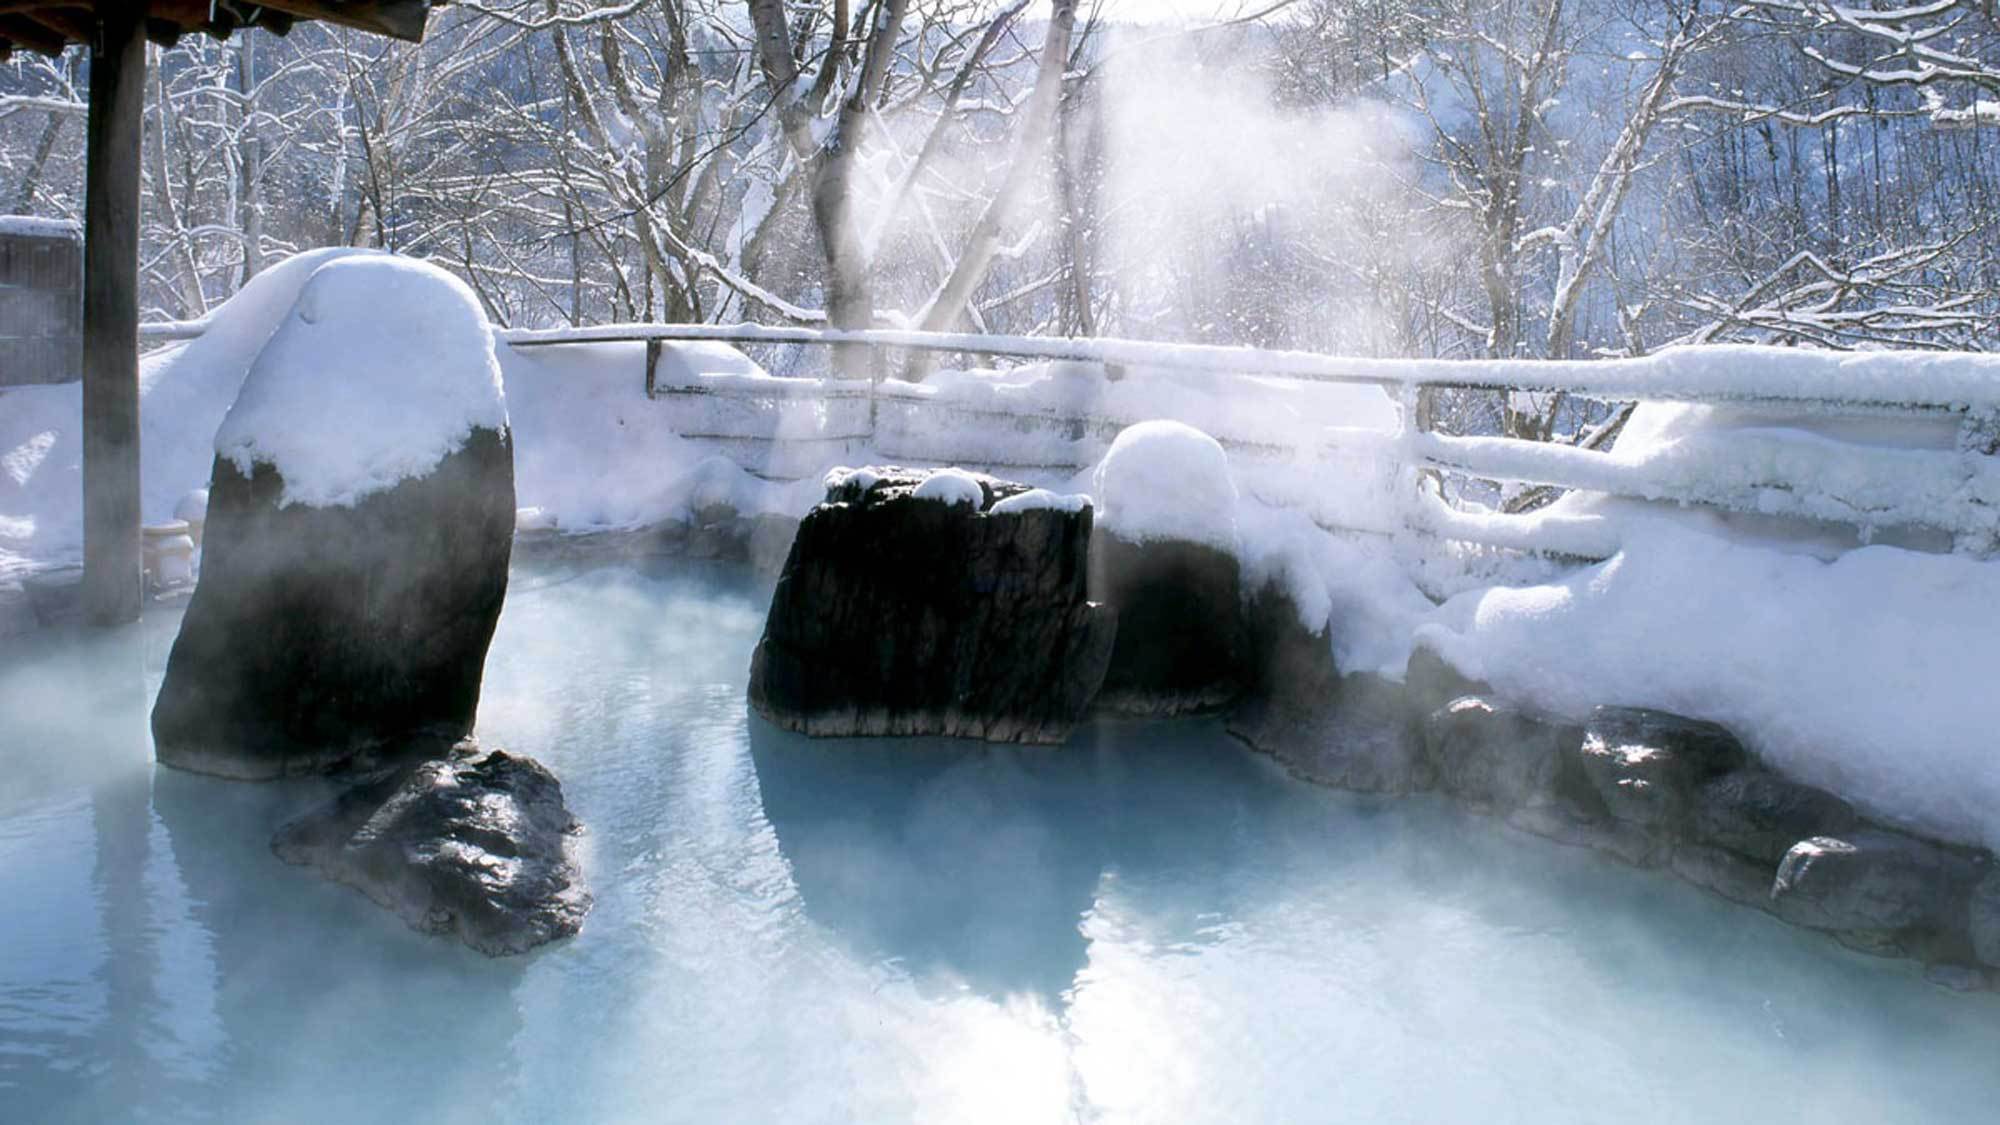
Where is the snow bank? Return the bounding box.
[912,468,984,507]
[1093,421,1240,549]
[214,256,506,507]
[1236,501,1437,679]
[499,340,804,531]
[0,247,377,577]
[1414,514,2000,851]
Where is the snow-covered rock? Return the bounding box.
[1092,420,1238,550]
[911,467,985,507]
[1414,514,2000,853]
[151,258,516,780]
[749,466,1114,743]
[214,255,506,508]
[990,488,1091,515]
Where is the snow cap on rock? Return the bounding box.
[913,467,986,508]
[213,255,507,508]
[1094,420,1238,550]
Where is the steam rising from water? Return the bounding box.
[1087,25,1443,354]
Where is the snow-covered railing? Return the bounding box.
[145,316,2000,559]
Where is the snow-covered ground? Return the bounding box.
[3,250,1996,852]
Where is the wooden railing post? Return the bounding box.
[80,6,147,626]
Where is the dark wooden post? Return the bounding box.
[81,5,146,625]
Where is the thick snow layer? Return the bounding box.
[912,468,985,507]
[1414,514,2000,851]
[213,256,507,507]
[1093,421,1239,549]
[500,340,804,530]
[989,489,1091,515]
[1237,500,1437,679]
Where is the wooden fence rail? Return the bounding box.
[135,319,2000,561]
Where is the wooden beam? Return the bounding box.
[81,6,145,626]
[0,13,66,53]
[249,0,429,43]
[22,5,91,42]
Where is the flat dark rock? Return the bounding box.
[152,427,515,779]
[747,467,1115,743]
[273,743,591,957]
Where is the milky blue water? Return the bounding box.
[3,563,1999,1123]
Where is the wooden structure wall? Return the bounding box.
[0,221,83,387]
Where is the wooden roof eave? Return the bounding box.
[0,0,428,59]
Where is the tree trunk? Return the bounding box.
[913,0,1079,355]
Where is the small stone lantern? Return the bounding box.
[142,521,196,591]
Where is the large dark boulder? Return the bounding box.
[1228,585,1428,793]
[747,467,1115,743]
[152,428,515,779]
[1771,829,1982,938]
[1088,531,1247,716]
[274,743,590,956]
[1692,768,1857,864]
[1576,707,1746,835]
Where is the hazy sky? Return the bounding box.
[1097,0,1275,24]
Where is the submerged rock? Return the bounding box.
[273,743,590,956]
[151,428,515,778]
[1771,829,1981,937]
[747,467,1114,743]
[1576,707,1746,835]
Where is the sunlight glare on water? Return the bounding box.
[2,562,1999,1123]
